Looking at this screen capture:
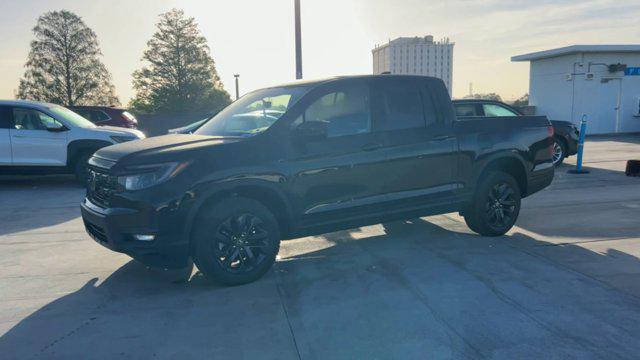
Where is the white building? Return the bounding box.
[372,35,454,94]
[512,45,640,134]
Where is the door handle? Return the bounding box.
[361,142,383,151]
[12,134,26,138]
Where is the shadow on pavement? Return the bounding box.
[0,175,84,236]
[2,218,640,359]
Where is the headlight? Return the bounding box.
[117,162,191,191]
[111,135,136,143]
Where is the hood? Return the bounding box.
[93,134,242,166]
[94,125,146,139]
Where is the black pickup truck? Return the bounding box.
[81,75,555,285]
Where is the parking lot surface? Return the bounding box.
[1,135,639,359]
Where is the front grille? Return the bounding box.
[87,168,119,207]
[84,220,108,243]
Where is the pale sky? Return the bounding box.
[1,0,639,104]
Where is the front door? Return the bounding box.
[372,77,458,213]
[9,107,68,166]
[285,79,389,227]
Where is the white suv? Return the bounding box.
[0,100,145,183]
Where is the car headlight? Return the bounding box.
[117,162,191,191]
[111,135,136,143]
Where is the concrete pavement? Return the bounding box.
[1,135,639,359]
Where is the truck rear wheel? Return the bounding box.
[192,197,281,286]
[464,171,521,236]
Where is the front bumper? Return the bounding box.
[81,198,190,269]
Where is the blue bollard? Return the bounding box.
[568,115,590,174]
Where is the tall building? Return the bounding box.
[372,35,454,94]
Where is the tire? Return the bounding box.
[552,138,566,166]
[464,171,521,237]
[192,197,281,286]
[74,153,92,185]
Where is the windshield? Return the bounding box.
[48,106,97,128]
[195,86,308,137]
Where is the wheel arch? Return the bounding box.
[185,182,293,252]
[476,154,529,197]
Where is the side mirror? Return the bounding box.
[294,121,328,141]
[46,122,65,132]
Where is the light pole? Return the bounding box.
[294,0,302,79]
[234,74,240,100]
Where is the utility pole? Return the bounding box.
[469,82,473,97]
[234,74,240,100]
[294,0,303,79]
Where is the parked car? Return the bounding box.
[452,99,579,165]
[0,100,145,182]
[81,75,555,285]
[68,106,139,129]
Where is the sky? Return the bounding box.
[1,0,639,104]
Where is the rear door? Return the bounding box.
[372,77,458,212]
[0,106,11,165]
[9,107,68,166]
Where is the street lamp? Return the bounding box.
[234,74,240,100]
[294,0,302,79]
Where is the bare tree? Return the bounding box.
[17,10,119,106]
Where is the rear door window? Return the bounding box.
[454,104,480,117]
[376,80,425,131]
[92,110,111,122]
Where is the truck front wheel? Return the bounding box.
[192,197,281,285]
[464,171,521,236]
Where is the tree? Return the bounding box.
[464,93,503,102]
[17,10,119,106]
[512,93,529,107]
[130,9,231,114]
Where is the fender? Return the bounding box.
[67,139,113,167]
[470,150,530,195]
[181,176,295,242]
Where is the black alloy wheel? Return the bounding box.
[485,182,517,229]
[463,171,521,236]
[213,213,271,274]
[193,197,280,285]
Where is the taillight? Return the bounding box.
[121,114,137,123]
[547,125,554,137]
